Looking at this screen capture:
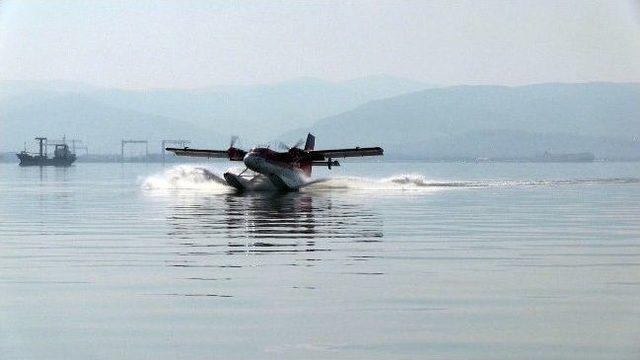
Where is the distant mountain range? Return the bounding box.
[1,78,639,159]
[1,92,222,154]
[0,75,431,153]
[281,82,640,159]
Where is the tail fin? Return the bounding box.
[301,133,315,177]
[304,133,315,151]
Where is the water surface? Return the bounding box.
[1,162,639,359]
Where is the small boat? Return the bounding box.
[17,137,76,167]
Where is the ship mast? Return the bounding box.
[35,137,47,157]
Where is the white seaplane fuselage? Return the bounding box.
[223,148,310,191]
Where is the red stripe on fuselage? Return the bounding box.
[248,148,311,176]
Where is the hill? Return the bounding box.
[86,75,432,142]
[0,92,223,154]
[0,76,433,152]
[280,82,640,159]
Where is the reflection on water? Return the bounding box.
[167,192,383,262]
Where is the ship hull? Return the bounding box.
[17,153,76,167]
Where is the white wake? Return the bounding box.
[140,165,230,192]
[140,165,639,193]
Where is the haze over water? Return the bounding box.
[1,161,639,359]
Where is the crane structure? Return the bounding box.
[68,139,84,154]
[75,144,89,156]
[121,139,148,162]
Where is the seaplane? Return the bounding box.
[165,133,383,192]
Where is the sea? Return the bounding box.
[1,161,639,360]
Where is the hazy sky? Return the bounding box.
[1,0,639,89]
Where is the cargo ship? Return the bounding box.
[17,137,76,167]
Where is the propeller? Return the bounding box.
[229,135,239,148]
[226,135,245,161]
[277,142,289,150]
[278,138,304,151]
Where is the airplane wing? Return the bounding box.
[165,147,246,161]
[307,147,383,160]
